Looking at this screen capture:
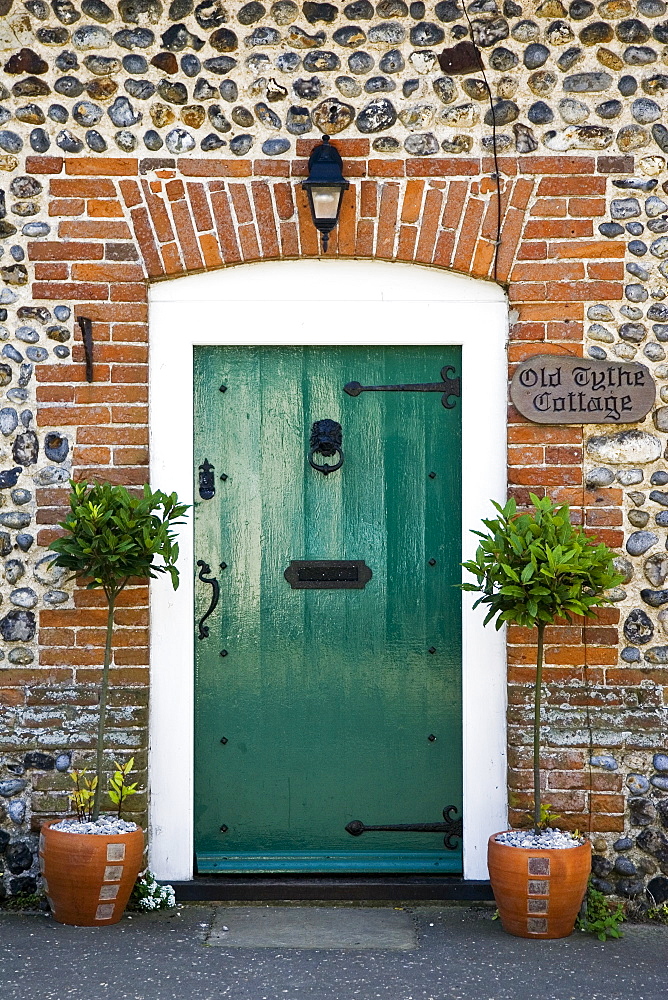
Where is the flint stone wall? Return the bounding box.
[0,0,667,911]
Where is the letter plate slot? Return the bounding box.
[284,560,372,590]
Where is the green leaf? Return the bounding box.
[500,563,520,583]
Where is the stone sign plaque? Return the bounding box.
[510,355,655,425]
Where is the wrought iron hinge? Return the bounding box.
[345,805,462,850]
[343,366,461,409]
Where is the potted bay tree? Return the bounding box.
[462,493,621,939]
[39,481,187,926]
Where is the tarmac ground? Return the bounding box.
[1,901,666,1000]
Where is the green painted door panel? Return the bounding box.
[194,346,462,873]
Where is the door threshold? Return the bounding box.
[196,851,462,874]
[170,875,493,902]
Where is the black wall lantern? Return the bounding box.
[301,135,349,253]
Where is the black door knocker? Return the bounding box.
[308,419,343,476]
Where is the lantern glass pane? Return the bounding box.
[310,186,340,221]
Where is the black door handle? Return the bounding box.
[197,559,220,640]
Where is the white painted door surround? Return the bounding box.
[149,259,508,882]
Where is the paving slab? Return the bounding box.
[207,904,417,949]
[1,903,667,1000]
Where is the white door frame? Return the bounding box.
[148,259,508,882]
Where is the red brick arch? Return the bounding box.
[109,150,523,281]
[27,145,628,286]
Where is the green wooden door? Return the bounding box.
[194,346,462,873]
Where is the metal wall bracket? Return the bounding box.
[77,316,94,383]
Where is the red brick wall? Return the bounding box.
[8,148,644,838]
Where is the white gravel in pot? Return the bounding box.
[495,829,584,849]
[51,817,138,835]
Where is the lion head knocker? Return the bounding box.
[308,419,344,475]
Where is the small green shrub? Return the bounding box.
[1,892,45,911]
[646,901,668,924]
[576,880,624,941]
[108,757,139,819]
[69,767,97,822]
[526,802,561,831]
[128,869,177,912]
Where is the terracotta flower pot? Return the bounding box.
[39,820,144,927]
[487,832,591,939]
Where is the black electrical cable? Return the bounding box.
[583,660,595,841]
[461,4,503,284]
[581,475,595,843]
